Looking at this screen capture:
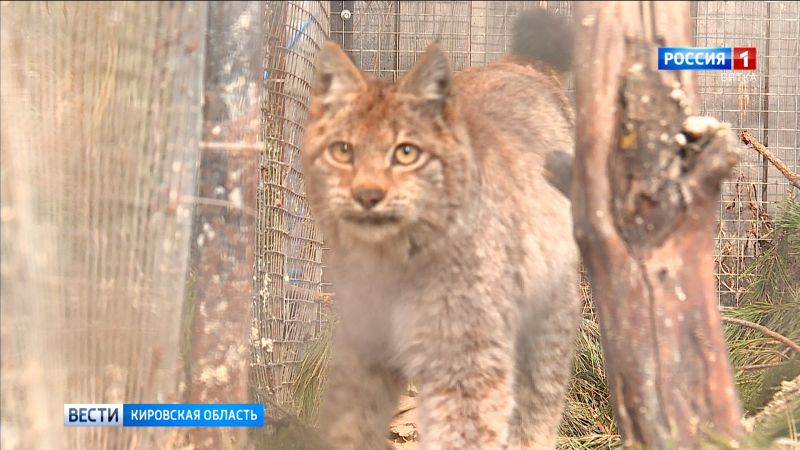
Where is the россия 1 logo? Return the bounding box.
[658,47,756,70]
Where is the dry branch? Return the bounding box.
[722,316,800,355]
[573,2,744,448]
[740,130,800,191]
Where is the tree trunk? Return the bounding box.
[185,2,265,449]
[572,2,745,448]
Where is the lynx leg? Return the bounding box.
[416,343,515,450]
[318,344,404,450]
[508,282,580,450]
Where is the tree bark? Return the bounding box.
[186,2,265,449]
[572,2,745,448]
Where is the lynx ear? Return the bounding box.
[314,41,366,104]
[400,44,452,108]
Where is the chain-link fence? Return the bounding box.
[253,0,799,409]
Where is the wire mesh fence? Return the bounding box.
[693,1,800,305]
[329,1,574,81]
[1,3,206,448]
[253,0,332,408]
[254,0,800,411]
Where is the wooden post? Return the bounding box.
[572,2,745,448]
[186,2,264,449]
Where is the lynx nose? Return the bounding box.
[352,188,386,210]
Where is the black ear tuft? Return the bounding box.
[399,44,452,105]
[313,41,366,104]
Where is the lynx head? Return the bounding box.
[302,42,474,248]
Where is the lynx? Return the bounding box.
[301,10,579,450]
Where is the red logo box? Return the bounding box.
[733,47,756,70]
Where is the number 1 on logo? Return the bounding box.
[733,47,756,70]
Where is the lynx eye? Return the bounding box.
[328,141,353,164]
[392,144,422,166]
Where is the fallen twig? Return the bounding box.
[740,130,800,191]
[722,316,800,355]
[737,362,791,372]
